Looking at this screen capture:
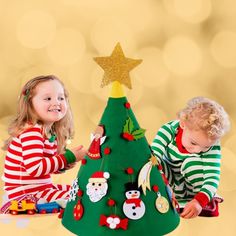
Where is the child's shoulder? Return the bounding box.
[19,123,43,137]
[163,120,180,132]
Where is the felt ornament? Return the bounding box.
[107,199,116,207]
[86,171,110,202]
[152,186,169,214]
[81,159,87,165]
[68,178,79,202]
[87,125,106,159]
[94,42,142,89]
[73,190,84,221]
[138,156,158,195]
[100,214,128,230]
[104,147,111,155]
[122,117,145,141]
[123,182,145,220]
[124,102,131,109]
[73,200,84,221]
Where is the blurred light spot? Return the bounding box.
[220,147,236,191]
[224,133,236,154]
[84,96,105,125]
[68,53,96,94]
[47,28,86,66]
[174,0,211,23]
[135,47,170,88]
[210,30,236,68]
[17,10,56,49]
[163,36,202,76]
[90,16,137,54]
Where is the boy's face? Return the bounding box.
[31,79,67,126]
[180,122,217,154]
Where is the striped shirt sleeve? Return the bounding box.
[20,127,67,177]
[151,122,175,158]
[198,144,222,202]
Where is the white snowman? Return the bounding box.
[122,182,145,220]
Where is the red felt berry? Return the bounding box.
[126,167,134,175]
[122,132,134,141]
[122,132,129,140]
[124,102,131,109]
[81,159,87,165]
[107,199,116,206]
[128,134,134,141]
[152,185,159,192]
[104,147,111,155]
[77,190,84,197]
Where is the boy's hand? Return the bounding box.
[71,145,87,162]
[180,199,202,219]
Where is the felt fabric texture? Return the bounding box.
[62,97,180,235]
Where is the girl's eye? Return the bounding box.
[59,97,65,101]
[191,142,196,145]
[44,97,51,101]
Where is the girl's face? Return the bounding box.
[180,121,217,154]
[31,80,67,126]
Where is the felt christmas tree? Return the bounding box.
[62,43,180,236]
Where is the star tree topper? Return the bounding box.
[94,43,142,89]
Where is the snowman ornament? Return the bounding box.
[123,182,145,220]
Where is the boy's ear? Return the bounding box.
[179,120,185,129]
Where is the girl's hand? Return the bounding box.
[65,163,76,170]
[180,199,202,219]
[71,145,87,162]
[54,163,76,174]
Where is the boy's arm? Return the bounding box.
[151,122,175,158]
[21,127,76,177]
[194,144,222,207]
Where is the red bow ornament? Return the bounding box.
[100,214,128,230]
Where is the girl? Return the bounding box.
[1,75,86,213]
[151,97,230,219]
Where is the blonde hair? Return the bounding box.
[3,75,74,153]
[178,97,230,140]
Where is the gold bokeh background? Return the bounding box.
[0,0,236,235]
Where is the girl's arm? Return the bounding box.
[20,126,76,177]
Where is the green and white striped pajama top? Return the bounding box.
[151,120,221,207]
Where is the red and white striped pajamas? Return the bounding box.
[2,124,71,203]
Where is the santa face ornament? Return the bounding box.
[86,171,110,202]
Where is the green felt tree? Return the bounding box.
[62,43,180,236]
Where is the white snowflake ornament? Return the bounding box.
[68,178,79,202]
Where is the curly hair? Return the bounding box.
[177,97,230,139]
[3,75,74,153]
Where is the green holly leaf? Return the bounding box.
[123,117,134,133]
[132,128,146,140]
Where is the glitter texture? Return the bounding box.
[94,43,142,89]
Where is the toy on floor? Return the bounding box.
[9,199,36,215]
[8,199,61,215]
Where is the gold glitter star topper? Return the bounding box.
[94,43,142,89]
